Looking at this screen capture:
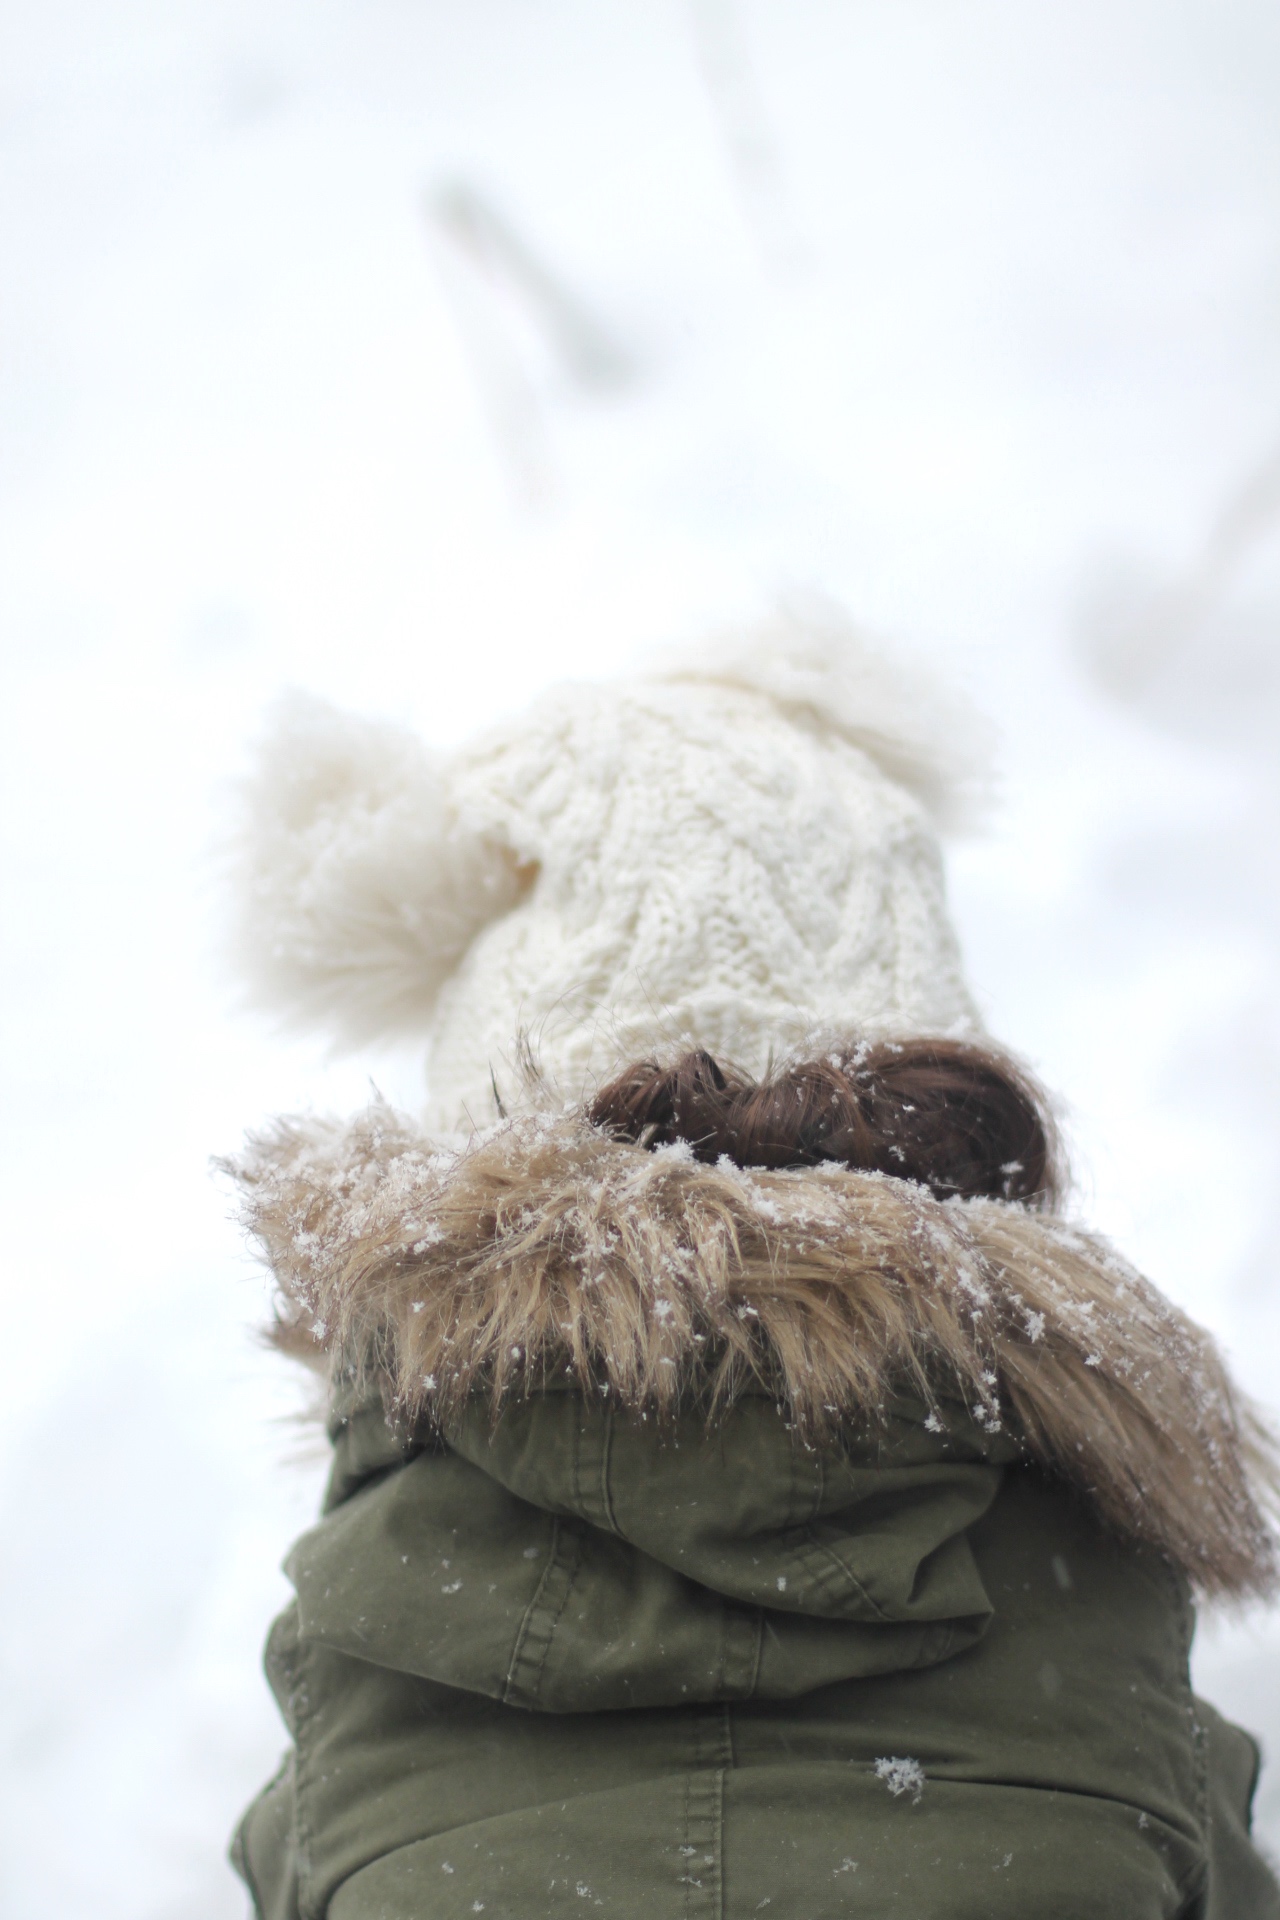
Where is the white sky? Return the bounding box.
[3,3,1279,1911]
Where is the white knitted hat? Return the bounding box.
[228,613,988,1131]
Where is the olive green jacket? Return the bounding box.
[235,1388,1277,1919]
[228,1106,1280,1918]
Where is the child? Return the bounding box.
[225,626,1280,1918]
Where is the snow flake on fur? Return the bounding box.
[223,1101,1279,1601]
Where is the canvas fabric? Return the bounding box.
[233,1386,1280,1920]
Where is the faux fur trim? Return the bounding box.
[226,1102,1280,1601]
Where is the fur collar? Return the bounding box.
[226,1101,1278,1601]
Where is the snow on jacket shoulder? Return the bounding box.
[227,1105,1280,1920]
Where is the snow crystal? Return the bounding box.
[652,1138,694,1163]
[954,1266,991,1308]
[441,1579,463,1594]
[874,1756,926,1802]
[923,1412,943,1434]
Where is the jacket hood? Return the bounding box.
[226,1103,1280,1603]
[290,1385,1011,1713]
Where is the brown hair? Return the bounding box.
[587,1039,1062,1208]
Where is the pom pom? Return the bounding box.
[655,598,995,830]
[224,692,527,1046]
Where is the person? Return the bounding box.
[223,619,1280,1918]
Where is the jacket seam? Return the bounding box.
[681,1718,726,1920]
[792,1525,891,1621]
[747,1608,764,1697]
[718,1599,761,1698]
[713,1761,726,1920]
[598,1403,618,1533]
[713,1708,730,1920]
[714,1587,729,1697]
[502,1514,583,1707]
[502,1514,561,1705]
[527,1527,582,1703]
[283,1632,317,1920]
[916,1620,956,1666]
[788,1438,893,1619]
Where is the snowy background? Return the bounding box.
[3,2,1280,1912]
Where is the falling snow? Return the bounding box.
[5,7,1280,1917]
